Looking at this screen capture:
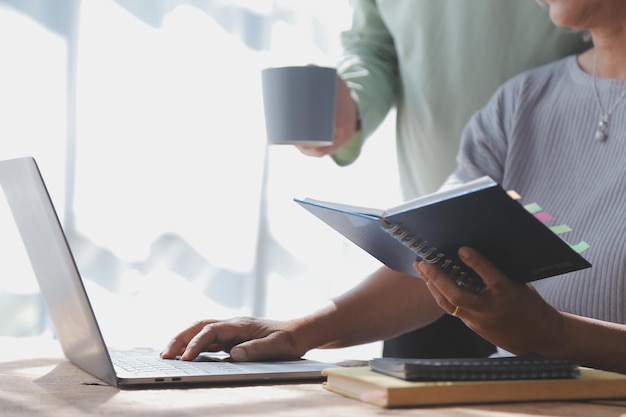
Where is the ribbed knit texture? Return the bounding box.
[445,56,626,324]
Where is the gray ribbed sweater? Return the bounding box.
[444,55,626,324]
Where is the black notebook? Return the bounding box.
[369,354,580,381]
[295,176,591,292]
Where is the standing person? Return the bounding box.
[298,0,589,359]
[162,0,626,376]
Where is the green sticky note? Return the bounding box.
[550,224,572,234]
[570,241,590,253]
[524,203,542,214]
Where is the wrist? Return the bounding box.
[534,310,570,359]
[290,304,340,353]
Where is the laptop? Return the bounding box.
[0,156,336,387]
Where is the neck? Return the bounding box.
[581,30,626,79]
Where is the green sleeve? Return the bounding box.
[331,0,398,167]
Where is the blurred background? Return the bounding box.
[0,0,400,356]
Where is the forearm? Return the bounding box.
[544,313,626,374]
[291,266,445,352]
[332,0,398,166]
[339,0,398,137]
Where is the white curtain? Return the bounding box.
[0,0,399,352]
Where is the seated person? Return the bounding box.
[300,0,586,360]
[161,1,626,374]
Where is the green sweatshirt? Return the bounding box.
[333,0,588,199]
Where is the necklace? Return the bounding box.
[591,51,626,142]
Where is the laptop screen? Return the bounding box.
[0,157,117,385]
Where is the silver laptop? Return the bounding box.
[0,157,335,387]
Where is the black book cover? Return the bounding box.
[295,176,591,292]
[369,354,580,381]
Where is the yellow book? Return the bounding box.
[322,366,626,408]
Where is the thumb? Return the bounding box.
[229,333,300,362]
[458,246,509,289]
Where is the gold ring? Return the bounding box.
[451,306,461,317]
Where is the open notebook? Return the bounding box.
[0,157,334,387]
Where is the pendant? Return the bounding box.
[595,116,608,142]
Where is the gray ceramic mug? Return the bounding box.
[261,66,337,146]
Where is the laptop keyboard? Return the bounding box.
[110,349,247,376]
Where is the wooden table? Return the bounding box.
[2,337,626,417]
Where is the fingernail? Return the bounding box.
[413,261,423,278]
[231,347,247,361]
[458,247,471,261]
[417,261,431,277]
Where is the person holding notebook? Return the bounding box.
[294,1,588,360]
[162,0,626,375]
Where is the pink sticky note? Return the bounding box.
[534,212,553,222]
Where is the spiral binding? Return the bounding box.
[379,219,486,292]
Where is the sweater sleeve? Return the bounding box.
[442,82,515,190]
[331,0,399,166]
